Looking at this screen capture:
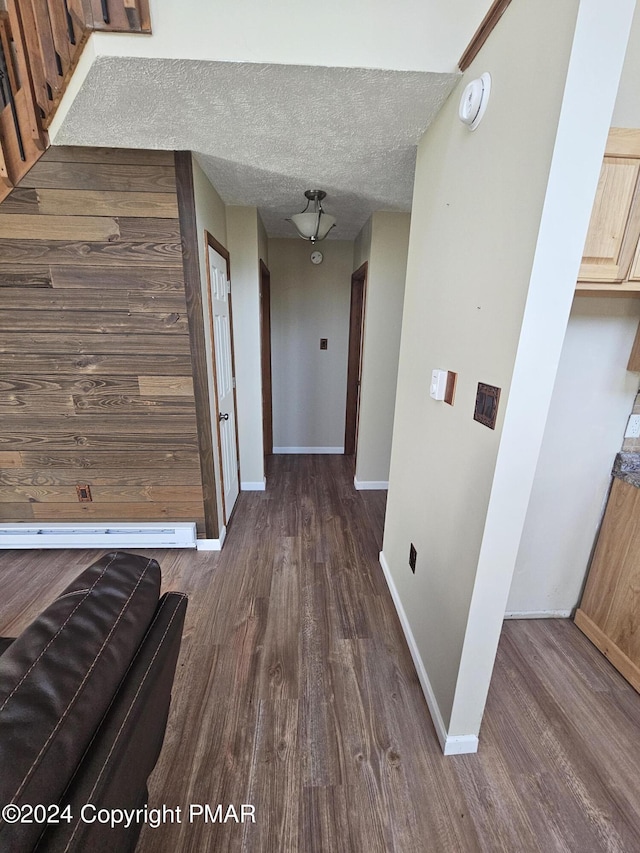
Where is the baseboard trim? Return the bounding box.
[354,478,389,490]
[378,550,479,756]
[241,478,266,491]
[0,522,197,549]
[273,447,344,454]
[504,609,572,619]
[196,525,226,551]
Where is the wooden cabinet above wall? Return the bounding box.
[577,128,640,296]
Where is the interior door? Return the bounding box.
[207,240,240,522]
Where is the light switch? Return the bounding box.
[320,338,328,350]
[430,369,447,400]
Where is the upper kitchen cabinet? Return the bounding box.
[577,128,640,294]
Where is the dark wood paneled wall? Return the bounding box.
[0,146,207,533]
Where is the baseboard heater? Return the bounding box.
[0,522,197,550]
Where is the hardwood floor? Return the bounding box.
[1,454,640,851]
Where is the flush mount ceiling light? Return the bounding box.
[287,190,336,243]
[458,72,491,131]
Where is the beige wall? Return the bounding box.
[353,217,372,273]
[226,207,266,488]
[355,212,410,487]
[258,213,269,269]
[508,0,640,618]
[507,297,640,616]
[381,0,634,750]
[613,1,640,127]
[191,155,228,536]
[269,239,353,451]
[89,0,493,73]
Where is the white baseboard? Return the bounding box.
[354,478,389,490]
[241,478,266,491]
[196,525,226,551]
[273,447,344,454]
[0,522,197,549]
[504,609,572,619]
[378,550,479,756]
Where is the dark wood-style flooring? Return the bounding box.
[1,455,640,851]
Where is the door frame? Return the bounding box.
[344,261,368,457]
[259,260,273,458]
[204,230,241,525]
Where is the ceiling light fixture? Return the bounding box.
[287,189,336,243]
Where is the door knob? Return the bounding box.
[219,412,229,421]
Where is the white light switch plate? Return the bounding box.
[430,369,447,401]
[625,414,640,438]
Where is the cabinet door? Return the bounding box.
[578,157,640,282]
[575,477,640,692]
[629,233,640,281]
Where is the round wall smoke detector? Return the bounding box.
[458,72,491,131]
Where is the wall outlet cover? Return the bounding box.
[625,413,640,438]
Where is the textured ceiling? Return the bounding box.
[53,57,459,239]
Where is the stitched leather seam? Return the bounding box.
[54,589,93,602]
[48,593,186,803]
[1,556,155,810]
[62,596,186,852]
[0,553,119,717]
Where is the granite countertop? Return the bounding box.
[613,452,640,488]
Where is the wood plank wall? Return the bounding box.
[0,146,207,533]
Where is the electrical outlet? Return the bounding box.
[625,414,640,438]
[76,484,92,502]
[409,543,417,573]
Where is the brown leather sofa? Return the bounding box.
[0,551,187,853]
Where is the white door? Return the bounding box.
[208,243,239,522]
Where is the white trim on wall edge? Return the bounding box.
[354,478,389,490]
[273,447,344,454]
[196,525,226,551]
[504,609,572,619]
[379,550,479,756]
[241,478,266,491]
[0,522,197,549]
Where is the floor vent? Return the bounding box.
[0,523,197,550]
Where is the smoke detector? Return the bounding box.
[458,72,491,131]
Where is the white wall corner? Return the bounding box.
[47,36,98,142]
[379,551,478,756]
[196,525,226,550]
[241,478,267,491]
[447,0,637,741]
[354,478,389,490]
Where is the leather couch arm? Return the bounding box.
[36,591,188,853]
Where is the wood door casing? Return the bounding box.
[260,260,273,457]
[344,262,367,457]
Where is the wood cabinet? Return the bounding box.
[577,128,640,295]
[575,476,640,692]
